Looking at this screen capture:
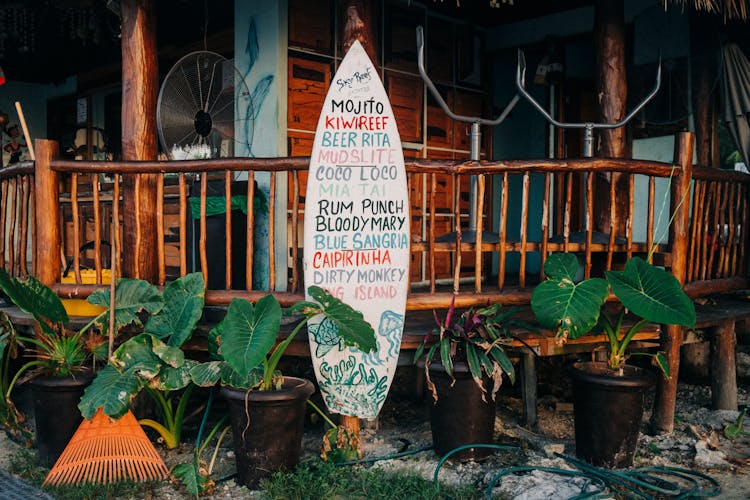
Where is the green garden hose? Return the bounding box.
[213,432,722,499]
[478,450,721,500]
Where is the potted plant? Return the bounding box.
[531,253,695,468]
[78,273,205,434]
[189,285,376,488]
[0,268,105,465]
[413,299,520,461]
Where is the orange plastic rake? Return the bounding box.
[43,176,168,486]
[43,409,169,486]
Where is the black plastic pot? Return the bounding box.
[569,361,655,468]
[425,361,496,461]
[29,371,92,467]
[221,377,315,488]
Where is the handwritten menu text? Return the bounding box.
[310,94,409,302]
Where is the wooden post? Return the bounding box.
[120,0,159,281]
[593,0,629,236]
[690,11,718,167]
[34,140,61,287]
[337,0,377,440]
[651,132,694,433]
[710,319,738,410]
[340,415,360,436]
[341,0,379,72]
[520,351,537,428]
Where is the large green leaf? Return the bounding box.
[219,363,262,389]
[151,337,185,368]
[606,257,695,327]
[80,335,165,418]
[531,254,609,341]
[153,359,198,391]
[0,269,68,330]
[88,278,163,333]
[79,363,147,419]
[172,462,206,498]
[189,361,223,387]
[190,360,261,389]
[543,252,580,281]
[144,273,205,346]
[110,334,162,374]
[308,286,376,353]
[220,296,281,376]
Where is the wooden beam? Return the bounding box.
[593,0,629,236]
[33,140,61,287]
[651,132,694,433]
[341,0,379,71]
[120,0,159,281]
[520,352,537,428]
[690,11,719,167]
[710,320,738,410]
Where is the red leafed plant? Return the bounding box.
[414,297,526,402]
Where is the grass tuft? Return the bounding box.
[261,459,478,499]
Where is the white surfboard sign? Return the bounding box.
[304,41,409,419]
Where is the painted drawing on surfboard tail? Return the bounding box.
[303,40,409,419]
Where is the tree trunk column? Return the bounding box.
[120,0,159,281]
[652,132,694,433]
[710,319,738,410]
[34,140,61,287]
[342,0,379,72]
[593,0,629,235]
[690,11,718,168]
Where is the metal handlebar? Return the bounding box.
[516,50,662,157]
[416,26,520,235]
[416,26,519,129]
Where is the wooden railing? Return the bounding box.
[404,155,688,309]
[0,161,35,279]
[1,132,740,314]
[684,166,750,296]
[20,134,729,313]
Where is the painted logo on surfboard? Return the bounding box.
[304,40,409,419]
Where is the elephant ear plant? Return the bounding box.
[189,285,377,390]
[187,285,376,489]
[78,272,206,449]
[531,253,696,376]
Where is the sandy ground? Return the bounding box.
[1,364,749,499]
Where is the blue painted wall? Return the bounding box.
[235,0,288,290]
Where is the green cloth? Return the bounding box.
[189,192,268,219]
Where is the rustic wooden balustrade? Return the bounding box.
[0,132,744,431]
[27,138,702,303]
[0,161,35,279]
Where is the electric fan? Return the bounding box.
[157,51,254,159]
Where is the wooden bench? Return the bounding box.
[691,295,750,412]
[506,326,662,428]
